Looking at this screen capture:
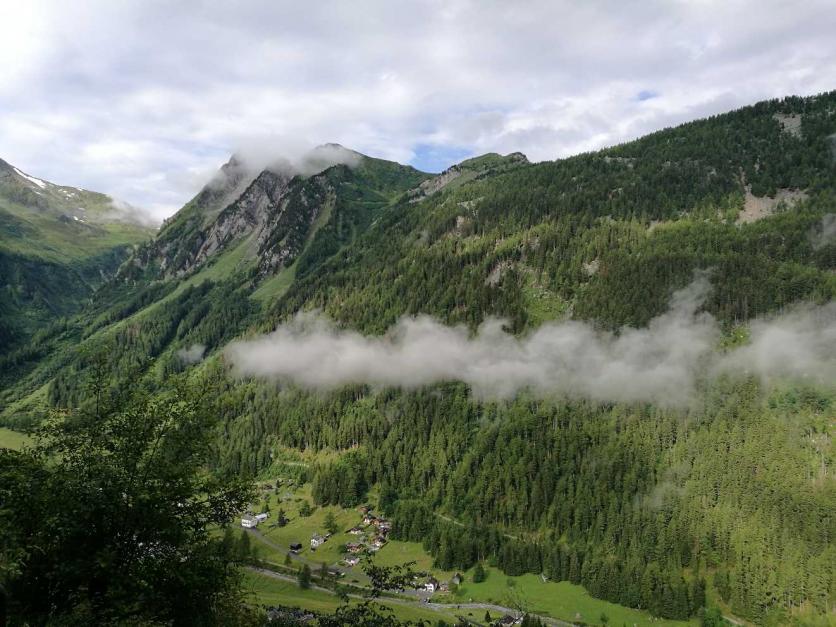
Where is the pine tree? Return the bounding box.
[298,564,312,589]
[324,510,339,535]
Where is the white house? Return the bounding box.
[241,515,258,528]
[255,512,269,522]
[311,533,326,549]
[423,577,439,593]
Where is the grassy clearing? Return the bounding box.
[251,264,297,303]
[522,276,568,325]
[0,200,151,264]
[0,427,33,450]
[453,566,695,627]
[243,570,465,624]
[256,488,366,570]
[243,484,695,626]
[373,539,452,578]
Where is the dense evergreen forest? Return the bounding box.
[1,92,835,624]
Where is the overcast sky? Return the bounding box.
[2,0,835,222]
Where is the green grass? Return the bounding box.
[454,566,696,627]
[186,235,255,283]
[245,484,696,626]
[0,427,32,450]
[251,264,297,303]
[0,198,151,264]
[243,570,465,624]
[374,539,451,578]
[522,273,569,326]
[257,492,365,568]
[244,570,345,613]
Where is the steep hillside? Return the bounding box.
[2,93,835,624]
[0,159,154,347]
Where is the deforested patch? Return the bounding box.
[737,187,807,224]
[773,113,803,138]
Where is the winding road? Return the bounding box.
[248,565,575,626]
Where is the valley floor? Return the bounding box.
[240,482,698,627]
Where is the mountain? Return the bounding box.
[119,144,428,282]
[0,159,155,347]
[2,93,835,624]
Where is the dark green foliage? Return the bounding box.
[298,564,312,589]
[324,511,339,535]
[312,450,370,508]
[0,382,254,625]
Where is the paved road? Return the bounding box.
[248,565,574,626]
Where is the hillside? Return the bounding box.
[1,93,835,624]
[0,159,154,347]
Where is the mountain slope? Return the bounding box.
[0,159,154,347]
[2,93,835,624]
[118,146,428,283]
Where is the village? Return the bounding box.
[234,481,659,626]
[241,499,467,598]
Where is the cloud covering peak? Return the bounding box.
[2,0,836,220]
[225,279,836,406]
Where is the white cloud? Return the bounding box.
[176,344,206,365]
[225,278,836,407]
[1,0,835,220]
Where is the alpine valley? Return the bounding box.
[1,92,835,626]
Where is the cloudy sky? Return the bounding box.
[2,0,835,221]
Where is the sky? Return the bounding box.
[1,0,835,222]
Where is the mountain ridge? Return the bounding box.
[1,91,834,625]
[0,158,155,347]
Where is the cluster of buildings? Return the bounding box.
[417,572,462,594]
[240,511,270,528]
[342,506,392,560]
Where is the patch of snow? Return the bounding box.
[12,166,47,189]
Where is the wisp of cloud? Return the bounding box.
[225,278,835,406]
[177,343,206,364]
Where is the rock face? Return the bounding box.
[129,164,343,279]
[773,113,803,138]
[116,147,429,285]
[183,169,294,276]
[738,186,808,224]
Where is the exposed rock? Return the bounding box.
[452,214,473,237]
[583,259,600,276]
[410,167,465,201]
[486,260,511,286]
[738,186,807,224]
[773,113,803,138]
